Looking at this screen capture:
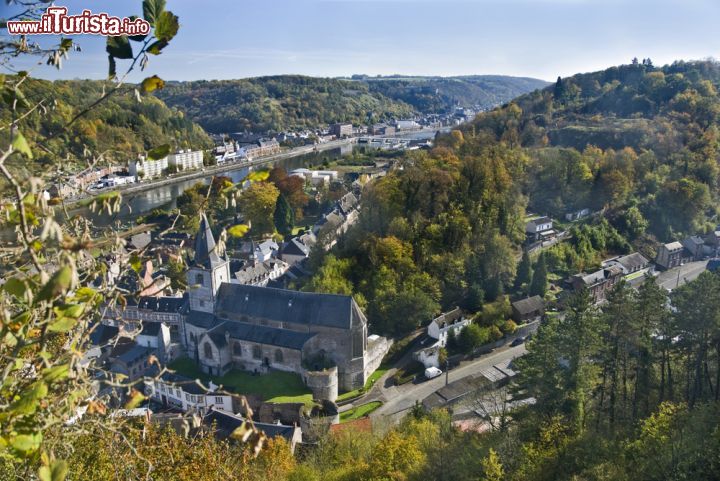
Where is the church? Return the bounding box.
[117,213,389,401]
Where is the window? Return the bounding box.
[274,349,283,364]
[252,345,262,360]
[195,273,204,286]
[199,300,205,308]
[233,343,242,356]
[203,342,213,360]
[215,396,224,404]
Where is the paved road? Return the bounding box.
[655,260,708,291]
[371,344,527,420]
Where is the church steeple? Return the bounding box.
[187,212,230,313]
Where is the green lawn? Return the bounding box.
[169,358,313,405]
[340,401,382,423]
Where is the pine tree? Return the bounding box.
[515,250,533,290]
[273,193,294,237]
[529,254,548,298]
[553,76,565,101]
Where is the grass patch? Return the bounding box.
[336,366,389,403]
[169,358,313,405]
[625,270,647,281]
[340,401,382,423]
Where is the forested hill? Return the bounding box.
[1,77,212,170]
[461,59,720,241]
[156,76,416,134]
[360,75,550,113]
[155,74,548,134]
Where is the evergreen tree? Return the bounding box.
[515,250,533,290]
[273,193,294,237]
[553,76,565,100]
[529,254,548,298]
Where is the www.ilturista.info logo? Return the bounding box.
[7,6,151,36]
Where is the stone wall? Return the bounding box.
[364,335,392,381]
[304,366,338,402]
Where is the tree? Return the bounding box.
[515,250,533,290]
[273,193,294,238]
[554,76,565,101]
[480,449,504,481]
[239,181,280,236]
[459,323,487,352]
[529,254,548,297]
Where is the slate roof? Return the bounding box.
[431,307,464,327]
[89,323,119,346]
[215,284,363,329]
[663,241,683,251]
[512,296,545,315]
[138,322,161,337]
[185,310,219,329]
[338,192,358,214]
[115,344,151,365]
[282,238,310,258]
[207,321,316,350]
[193,212,224,269]
[159,372,207,395]
[615,252,649,271]
[205,409,297,442]
[136,295,186,313]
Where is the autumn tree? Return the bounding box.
[239,181,280,236]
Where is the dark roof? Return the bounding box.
[208,321,316,350]
[205,409,297,441]
[215,284,364,330]
[159,372,207,395]
[186,310,219,329]
[281,238,310,257]
[89,323,119,346]
[138,322,162,337]
[529,216,552,225]
[431,307,463,326]
[512,296,545,315]
[137,295,186,313]
[114,344,151,365]
[192,212,224,269]
[615,252,649,271]
[338,192,358,214]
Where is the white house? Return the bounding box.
[146,373,234,415]
[289,168,338,186]
[525,216,553,235]
[427,308,471,348]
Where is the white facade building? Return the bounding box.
[129,155,168,180]
[168,150,204,171]
[427,308,471,347]
[146,374,234,415]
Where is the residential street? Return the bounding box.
[370,344,528,421]
[655,260,709,291]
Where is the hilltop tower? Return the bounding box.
[187,213,230,313]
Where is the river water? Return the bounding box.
[68,129,444,228]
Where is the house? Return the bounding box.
[280,237,312,266]
[603,252,651,277]
[681,236,706,261]
[146,373,235,415]
[427,308,471,347]
[565,208,591,221]
[330,123,353,138]
[656,241,684,270]
[135,322,172,363]
[570,266,624,303]
[525,217,554,241]
[705,231,720,255]
[167,150,204,171]
[289,168,338,186]
[233,258,289,287]
[511,296,545,323]
[129,155,168,179]
[109,344,153,382]
[205,408,303,454]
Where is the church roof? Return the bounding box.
[192,212,224,269]
[215,284,364,330]
[207,321,316,350]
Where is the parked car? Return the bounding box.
[424,366,442,380]
[510,337,526,347]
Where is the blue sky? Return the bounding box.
[3,0,719,82]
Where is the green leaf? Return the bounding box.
[154,11,179,42]
[246,170,270,182]
[39,466,51,481]
[106,35,133,60]
[12,131,32,159]
[10,381,48,415]
[227,224,250,238]
[11,432,42,455]
[146,40,168,55]
[147,144,170,160]
[2,277,28,299]
[124,390,146,410]
[48,316,77,333]
[141,75,165,93]
[51,460,68,481]
[42,364,70,383]
[128,17,148,42]
[143,0,166,25]
[36,266,73,303]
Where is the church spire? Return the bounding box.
[193,212,222,268]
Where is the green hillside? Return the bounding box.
[156,75,416,133]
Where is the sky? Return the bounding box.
[2,0,720,82]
